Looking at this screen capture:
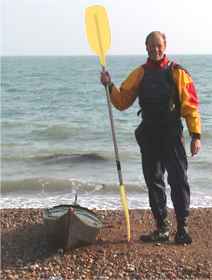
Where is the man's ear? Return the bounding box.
[146,45,150,55]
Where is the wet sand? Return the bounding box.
[1,208,212,279]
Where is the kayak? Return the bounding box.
[43,204,103,250]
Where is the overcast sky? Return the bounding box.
[1,0,212,56]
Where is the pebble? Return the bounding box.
[126,264,135,272]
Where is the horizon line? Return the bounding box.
[1,53,212,57]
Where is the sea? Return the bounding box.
[1,55,212,209]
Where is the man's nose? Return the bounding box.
[154,46,159,52]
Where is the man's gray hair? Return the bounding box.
[145,31,166,46]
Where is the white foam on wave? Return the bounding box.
[1,192,212,209]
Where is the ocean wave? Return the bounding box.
[1,152,109,163]
[2,179,212,209]
[1,82,10,87]
[28,72,49,78]
[37,152,108,164]
[2,193,212,209]
[1,120,33,129]
[5,87,23,93]
[31,125,77,140]
[1,177,146,195]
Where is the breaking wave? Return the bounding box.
[1,177,147,195]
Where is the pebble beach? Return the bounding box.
[1,207,212,279]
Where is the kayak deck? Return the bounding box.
[43,204,103,250]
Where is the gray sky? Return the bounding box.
[1,0,212,56]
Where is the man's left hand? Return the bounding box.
[190,138,201,156]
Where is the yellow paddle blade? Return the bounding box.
[119,184,131,241]
[85,5,111,66]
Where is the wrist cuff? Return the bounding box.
[191,133,201,140]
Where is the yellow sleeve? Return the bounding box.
[110,67,144,111]
[172,68,201,135]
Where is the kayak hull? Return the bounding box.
[43,204,102,250]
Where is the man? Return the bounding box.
[100,31,201,244]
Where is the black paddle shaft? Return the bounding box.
[104,81,124,186]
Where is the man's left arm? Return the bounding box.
[172,68,202,156]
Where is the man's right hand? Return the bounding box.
[100,71,111,86]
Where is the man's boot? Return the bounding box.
[175,218,192,245]
[140,218,170,243]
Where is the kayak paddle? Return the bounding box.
[85,5,131,241]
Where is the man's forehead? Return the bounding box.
[148,34,164,44]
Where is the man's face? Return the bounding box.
[146,35,166,61]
